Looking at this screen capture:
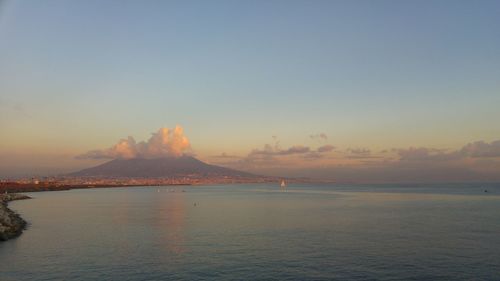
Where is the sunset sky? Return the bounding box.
[1,0,500,182]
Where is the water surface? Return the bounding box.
[1,183,499,280]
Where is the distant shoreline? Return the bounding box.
[0,177,318,194]
[0,183,194,194]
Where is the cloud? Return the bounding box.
[396,147,461,161]
[317,144,335,153]
[393,140,500,162]
[348,148,370,155]
[0,97,31,118]
[302,145,335,160]
[303,152,326,160]
[211,152,241,159]
[344,148,382,159]
[248,143,335,158]
[77,126,191,159]
[310,133,328,141]
[282,145,311,155]
[249,144,311,157]
[217,137,337,169]
[460,140,500,158]
[216,138,500,183]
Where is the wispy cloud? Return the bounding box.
[249,145,311,156]
[310,133,328,141]
[318,145,335,153]
[211,152,241,159]
[0,97,31,118]
[395,147,459,161]
[343,148,383,159]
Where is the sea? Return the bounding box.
[1,183,499,280]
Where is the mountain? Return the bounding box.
[69,156,256,178]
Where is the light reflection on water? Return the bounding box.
[1,183,500,280]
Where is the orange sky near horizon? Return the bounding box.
[1,1,500,181]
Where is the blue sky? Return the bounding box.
[1,0,500,180]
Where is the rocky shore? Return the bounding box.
[0,193,31,241]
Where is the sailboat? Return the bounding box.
[280,179,286,191]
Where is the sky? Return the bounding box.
[1,0,500,182]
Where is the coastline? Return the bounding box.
[0,183,159,194]
[0,177,321,194]
[0,193,31,241]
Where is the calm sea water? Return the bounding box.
[1,183,500,280]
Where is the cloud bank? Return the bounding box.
[77,126,191,159]
[461,140,500,158]
[213,136,337,169]
[395,140,500,162]
[211,138,500,183]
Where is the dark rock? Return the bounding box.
[0,194,30,241]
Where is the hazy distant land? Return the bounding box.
[0,156,315,194]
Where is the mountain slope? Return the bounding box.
[69,156,256,178]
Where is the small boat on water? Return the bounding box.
[280,179,286,191]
